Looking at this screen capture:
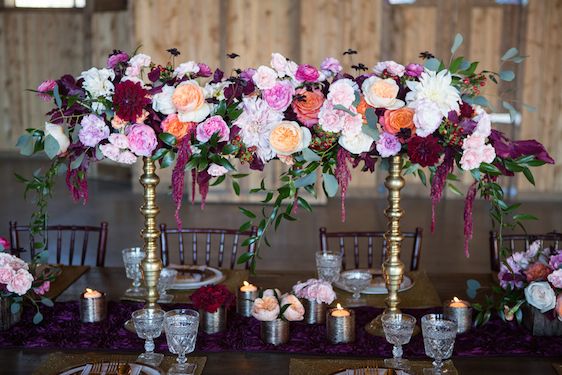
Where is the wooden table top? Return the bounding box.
[1,267,557,375]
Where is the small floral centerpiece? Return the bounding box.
[0,237,54,328]
[293,278,336,324]
[191,284,235,334]
[474,240,562,335]
[252,289,305,345]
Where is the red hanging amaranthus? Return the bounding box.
[335,148,352,222]
[463,181,478,258]
[65,166,88,204]
[430,148,455,232]
[171,137,192,229]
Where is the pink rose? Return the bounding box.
[295,64,320,82]
[327,79,356,108]
[208,163,228,177]
[293,279,336,304]
[321,57,343,76]
[37,80,57,102]
[196,115,230,143]
[251,296,280,321]
[292,88,324,127]
[127,124,157,157]
[548,269,562,289]
[33,280,51,296]
[0,237,10,250]
[281,294,305,321]
[262,81,295,111]
[0,266,15,285]
[252,65,278,90]
[7,268,33,296]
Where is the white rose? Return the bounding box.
[270,53,289,77]
[79,67,115,98]
[152,85,176,115]
[44,122,70,155]
[412,100,443,137]
[338,130,374,155]
[525,281,556,313]
[125,54,151,77]
[252,65,278,90]
[472,106,491,138]
[173,61,200,79]
[361,76,404,110]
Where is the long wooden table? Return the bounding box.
[1,268,558,375]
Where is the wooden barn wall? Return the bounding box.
[1,0,561,199]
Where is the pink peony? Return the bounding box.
[293,279,336,304]
[341,111,363,136]
[33,280,51,296]
[318,101,344,133]
[208,163,228,177]
[8,256,28,271]
[127,124,157,157]
[295,64,320,82]
[108,133,130,149]
[197,63,212,77]
[0,266,15,285]
[262,81,295,111]
[281,294,305,321]
[373,60,405,77]
[100,143,120,162]
[251,296,280,321]
[0,236,9,250]
[0,253,13,267]
[37,80,57,102]
[252,65,278,90]
[459,148,481,171]
[79,114,110,147]
[412,100,442,137]
[196,115,230,143]
[327,79,356,108]
[7,268,33,296]
[548,269,562,288]
[321,57,343,76]
[270,53,290,77]
[405,63,424,78]
[107,51,129,69]
[376,132,402,157]
[117,150,137,164]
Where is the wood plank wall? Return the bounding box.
[1,0,560,198]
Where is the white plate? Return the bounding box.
[331,368,410,375]
[58,362,162,375]
[334,270,414,295]
[168,265,225,290]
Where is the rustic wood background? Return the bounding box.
[0,0,559,199]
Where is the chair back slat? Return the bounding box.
[8,221,108,267]
[159,226,258,270]
[319,227,423,271]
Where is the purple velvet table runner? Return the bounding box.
[1,301,560,358]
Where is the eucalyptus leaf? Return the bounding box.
[33,311,44,324]
[450,33,463,54]
[333,104,356,116]
[352,91,361,107]
[302,148,321,162]
[53,84,62,108]
[501,47,519,61]
[10,302,21,314]
[322,173,338,197]
[294,171,317,188]
[499,70,515,82]
[41,297,54,307]
[44,134,60,159]
[16,134,34,156]
[424,58,441,72]
[70,153,85,170]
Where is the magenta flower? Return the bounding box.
[262,80,295,111]
[489,130,554,164]
[106,51,129,69]
[295,64,320,82]
[127,124,157,157]
[197,63,212,77]
[405,63,424,78]
[37,80,56,102]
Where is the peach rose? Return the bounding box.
[111,115,128,130]
[161,114,196,141]
[291,88,325,126]
[172,81,210,122]
[380,108,415,136]
[269,121,311,156]
[281,294,305,321]
[524,262,553,282]
[356,96,372,124]
[361,76,404,109]
[251,296,280,321]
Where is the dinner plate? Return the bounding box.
[57,362,163,375]
[334,269,414,295]
[167,264,224,290]
[330,367,410,375]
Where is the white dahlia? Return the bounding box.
[406,69,460,116]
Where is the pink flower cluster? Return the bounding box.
[0,253,33,296]
[292,278,336,305]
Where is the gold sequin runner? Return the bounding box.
[290,358,458,375]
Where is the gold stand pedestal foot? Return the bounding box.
[124,318,136,333]
[364,314,420,337]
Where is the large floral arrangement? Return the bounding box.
[251,288,304,322]
[0,237,53,324]
[190,284,235,313]
[17,35,553,269]
[473,240,562,326]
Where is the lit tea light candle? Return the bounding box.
[79,289,106,323]
[83,288,102,298]
[240,281,258,292]
[237,281,259,317]
[326,303,355,343]
[444,296,472,333]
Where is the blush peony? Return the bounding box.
[339,130,374,155]
[152,85,176,115]
[45,122,70,155]
[252,65,278,90]
[7,268,33,296]
[262,80,295,111]
[208,164,229,177]
[327,79,356,108]
[127,124,157,157]
[196,115,230,143]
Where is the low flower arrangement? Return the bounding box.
[251,288,305,322]
[292,278,336,305]
[15,34,553,269]
[473,240,562,326]
[190,284,235,313]
[0,237,54,324]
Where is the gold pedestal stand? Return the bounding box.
[365,155,419,336]
[125,157,163,332]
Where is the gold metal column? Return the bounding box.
[140,157,162,311]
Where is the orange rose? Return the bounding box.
[356,96,372,124]
[269,121,311,156]
[381,107,416,136]
[161,114,195,141]
[291,88,324,126]
[172,81,210,122]
[524,262,553,282]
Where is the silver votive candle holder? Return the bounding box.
[79,289,107,323]
[200,306,227,334]
[326,305,355,343]
[302,299,328,324]
[237,282,259,317]
[260,319,289,345]
[443,298,472,333]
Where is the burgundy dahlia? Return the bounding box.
[407,135,443,167]
[113,80,150,122]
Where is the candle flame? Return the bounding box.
[336,303,343,309]
[86,288,94,293]
[243,281,249,286]
[453,296,460,303]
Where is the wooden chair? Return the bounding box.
[489,230,562,272]
[159,224,258,269]
[319,227,423,271]
[8,221,108,267]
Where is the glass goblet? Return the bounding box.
[164,309,200,375]
[340,269,372,305]
[122,247,147,297]
[132,308,165,366]
[421,314,457,374]
[381,313,416,370]
[158,268,178,303]
[315,251,342,284]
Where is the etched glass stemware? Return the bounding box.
[315,251,342,284]
[421,314,457,374]
[122,247,147,297]
[381,313,416,370]
[132,308,165,366]
[158,268,178,303]
[340,269,372,305]
[164,309,199,375]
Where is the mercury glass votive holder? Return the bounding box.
[79,292,107,323]
[237,289,259,317]
[326,308,355,343]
